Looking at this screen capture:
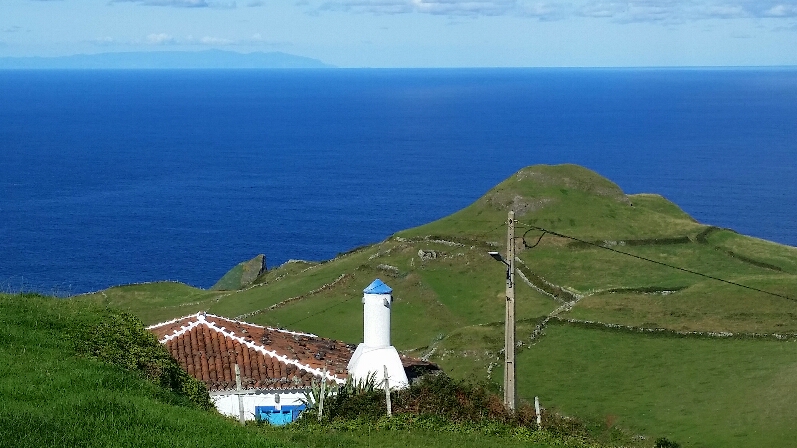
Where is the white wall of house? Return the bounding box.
[211,389,308,421]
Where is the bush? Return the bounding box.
[300,373,539,427]
[393,373,513,423]
[73,311,213,410]
[291,373,615,447]
[654,437,680,448]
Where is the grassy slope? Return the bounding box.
[0,293,583,448]
[0,293,281,448]
[76,281,225,324]
[515,323,797,448]
[75,164,797,446]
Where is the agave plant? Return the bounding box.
[338,372,379,396]
[300,372,384,421]
[300,377,338,411]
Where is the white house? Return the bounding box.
[147,312,350,424]
[147,279,437,424]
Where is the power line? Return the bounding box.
[518,225,793,301]
[282,222,791,327]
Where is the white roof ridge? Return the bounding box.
[204,312,320,338]
[146,312,200,330]
[202,319,345,384]
[147,312,320,339]
[158,319,204,343]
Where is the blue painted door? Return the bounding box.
[255,404,306,425]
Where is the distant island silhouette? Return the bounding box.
[0,50,334,69]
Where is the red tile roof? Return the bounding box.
[147,313,352,391]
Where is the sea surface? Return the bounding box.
[1,68,796,295]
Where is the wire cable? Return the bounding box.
[284,221,791,327]
[519,225,793,301]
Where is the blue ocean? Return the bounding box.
[1,68,796,295]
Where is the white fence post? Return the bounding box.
[383,365,392,417]
[235,364,245,425]
[318,369,327,422]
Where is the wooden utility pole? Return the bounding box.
[504,210,516,411]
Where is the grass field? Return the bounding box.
[76,281,224,324]
[66,164,797,446]
[514,322,797,448]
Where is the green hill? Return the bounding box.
[211,254,268,291]
[74,164,797,447]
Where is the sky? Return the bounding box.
[1,0,796,67]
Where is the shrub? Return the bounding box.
[73,311,213,410]
[291,372,617,446]
[654,437,680,448]
[393,373,513,423]
[300,372,539,427]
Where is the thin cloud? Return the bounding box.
[759,2,797,17]
[318,1,413,14]
[147,33,177,44]
[316,0,667,19]
[579,1,797,23]
[579,1,688,23]
[317,0,569,19]
[318,0,529,16]
[516,2,569,20]
[695,4,748,19]
[135,33,280,46]
[198,36,234,44]
[315,0,797,22]
[693,1,797,19]
[110,0,237,8]
[247,33,293,46]
[414,1,518,16]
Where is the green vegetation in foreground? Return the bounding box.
[258,424,590,448]
[0,293,273,447]
[0,292,591,448]
[72,164,797,446]
[287,372,620,447]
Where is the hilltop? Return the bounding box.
[76,164,797,447]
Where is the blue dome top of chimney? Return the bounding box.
[363,278,392,294]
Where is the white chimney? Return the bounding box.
[363,279,392,348]
[347,279,409,389]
